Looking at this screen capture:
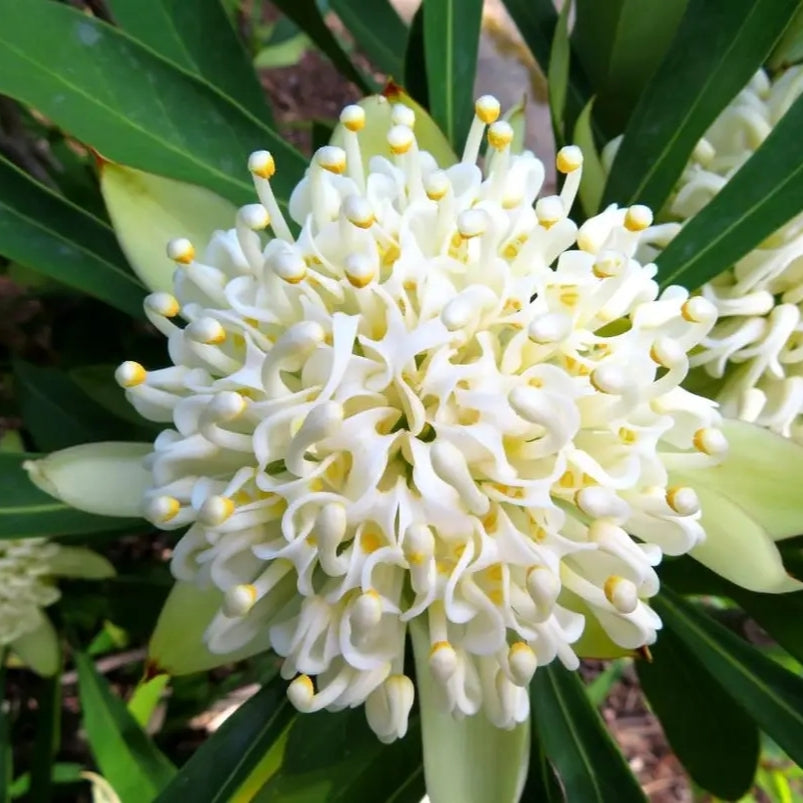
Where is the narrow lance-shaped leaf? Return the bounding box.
[656,92,803,290]
[573,98,606,216]
[423,0,484,150]
[105,0,274,124]
[269,0,374,93]
[0,0,306,206]
[547,0,572,147]
[0,155,145,317]
[637,624,760,799]
[654,589,803,768]
[75,652,175,803]
[602,0,799,211]
[330,0,407,78]
[530,664,646,803]
[572,0,688,136]
[154,678,294,803]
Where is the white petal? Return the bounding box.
[24,442,152,517]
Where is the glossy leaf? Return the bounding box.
[531,665,646,803]
[330,0,407,77]
[29,674,61,803]
[254,707,424,803]
[14,361,151,451]
[100,163,237,294]
[547,0,572,147]
[769,4,803,69]
[573,0,688,135]
[655,589,803,768]
[499,0,591,133]
[423,0,484,150]
[153,678,293,803]
[75,651,175,803]
[602,0,799,211]
[127,675,169,730]
[0,0,305,206]
[573,98,606,216]
[0,452,141,538]
[70,365,160,429]
[0,156,144,317]
[105,0,274,124]
[403,4,428,108]
[656,93,803,290]
[637,624,760,799]
[270,0,373,92]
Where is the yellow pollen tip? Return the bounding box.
[199,495,235,526]
[115,361,147,388]
[693,427,728,456]
[145,292,180,318]
[429,640,452,656]
[556,146,583,173]
[315,146,347,174]
[475,95,501,124]
[166,238,195,264]
[248,150,276,179]
[624,205,653,232]
[339,104,365,132]
[387,125,414,155]
[487,121,514,150]
[665,485,699,515]
[291,674,314,696]
[149,496,181,524]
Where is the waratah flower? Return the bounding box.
[25,94,803,792]
[0,537,113,674]
[606,66,803,440]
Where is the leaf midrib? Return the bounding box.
[627,0,768,203]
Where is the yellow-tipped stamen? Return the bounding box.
[316,145,347,175]
[462,94,500,163]
[535,195,564,229]
[693,427,728,456]
[344,253,375,288]
[487,120,513,151]
[391,103,415,129]
[603,575,638,614]
[343,195,375,229]
[145,292,180,318]
[248,150,293,242]
[223,583,257,617]
[340,104,366,190]
[592,251,625,278]
[665,485,700,515]
[146,495,181,524]
[187,317,227,345]
[236,204,270,269]
[271,250,307,284]
[681,296,717,324]
[166,237,195,264]
[557,145,584,209]
[198,494,236,527]
[115,361,147,388]
[624,204,653,232]
[387,124,414,156]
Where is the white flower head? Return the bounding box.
[117,95,726,739]
[0,538,62,645]
[663,66,803,440]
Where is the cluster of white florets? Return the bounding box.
[611,67,803,440]
[116,95,726,740]
[0,538,62,645]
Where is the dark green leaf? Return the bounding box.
[547,0,572,147]
[573,0,688,136]
[0,659,9,803]
[0,0,305,206]
[0,156,144,317]
[0,453,141,538]
[531,664,646,802]
[521,724,565,803]
[769,4,803,69]
[270,0,374,92]
[602,0,799,211]
[403,4,428,108]
[573,98,606,217]
[637,624,759,799]
[154,678,293,803]
[656,93,803,290]
[75,651,175,803]
[105,0,274,124]
[70,365,160,430]
[330,0,407,77]
[254,707,424,802]
[8,763,84,800]
[499,0,591,135]
[15,361,152,451]
[423,0,484,150]
[655,589,803,768]
[29,674,62,803]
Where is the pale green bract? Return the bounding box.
[25,92,803,803]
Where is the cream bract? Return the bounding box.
[112,98,725,738]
